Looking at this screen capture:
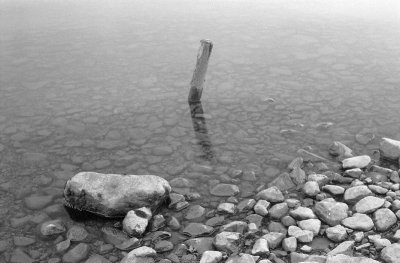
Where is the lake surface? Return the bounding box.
[0,0,399,261]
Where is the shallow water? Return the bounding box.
[0,0,400,261]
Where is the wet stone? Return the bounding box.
[182,223,214,237]
[13,236,36,247]
[303,181,320,196]
[256,186,284,203]
[154,240,174,252]
[167,216,181,230]
[101,227,129,245]
[184,205,205,220]
[115,237,140,251]
[24,195,53,210]
[342,155,371,169]
[217,203,236,214]
[185,237,214,254]
[62,243,89,263]
[327,240,354,256]
[322,185,345,195]
[251,238,269,256]
[289,206,317,220]
[56,239,71,253]
[282,237,297,252]
[10,248,34,263]
[262,232,285,249]
[288,226,314,243]
[205,216,224,227]
[220,221,248,234]
[213,232,240,253]
[40,219,66,237]
[210,184,239,197]
[85,254,111,263]
[66,225,88,242]
[123,207,152,236]
[237,199,256,212]
[297,219,321,236]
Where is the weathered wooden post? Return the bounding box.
[188,39,213,103]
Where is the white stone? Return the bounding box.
[200,251,223,263]
[342,155,371,169]
[251,238,269,256]
[380,138,400,160]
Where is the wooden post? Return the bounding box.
[188,39,213,103]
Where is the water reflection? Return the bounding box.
[189,101,215,161]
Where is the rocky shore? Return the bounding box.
[5,137,400,263]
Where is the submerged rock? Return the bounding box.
[210,184,240,197]
[123,207,152,236]
[380,138,400,160]
[329,141,353,159]
[64,172,171,217]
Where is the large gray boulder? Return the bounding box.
[64,172,171,217]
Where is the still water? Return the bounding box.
[0,0,400,261]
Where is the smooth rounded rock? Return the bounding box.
[62,243,89,263]
[354,196,384,214]
[256,187,284,203]
[213,232,240,253]
[381,243,400,263]
[64,172,171,217]
[341,213,374,231]
[303,181,320,197]
[343,185,372,204]
[314,200,348,226]
[373,208,397,232]
[342,155,371,169]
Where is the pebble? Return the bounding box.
[269,202,289,219]
[303,181,320,196]
[282,237,297,252]
[85,254,111,263]
[253,200,270,216]
[327,240,354,256]
[343,185,373,204]
[381,243,400,263]
[251,238,269,256]
[342,155,371,169]
[123,207,152,236]
[217,203,236,214]
[62,243,89,263]
[154,240,174,252]
[262,232,285,249]
[115,237,140,251]
[322,185,345,195]
[256,186,284,202]
[199,251,223,263]
[66,225,88,242]
[297,219,321,236]
[210,184,240,197]
[289,206,317,220]
[213,232,240,253]
[127,246,157,257]
[380,138,400,160]
[288,226,314,243]
[325,225,347,242]
[237,199,256,212]
[354,196,384,213]
[24,195,53,210]
[40,219,66,237]
[220,221,248,234]
[10,248,34,263]
[182,223,214,237]
[184,205,205,220]
[13,236,35,247]
[341,213,374,231]
[185,237,214,254]
[373,208,397,232]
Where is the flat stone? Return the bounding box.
[225,254,257,263]
[344,168,363,178]
[62,243,89,263]
[342,155,371,169]
[200,251,223,263]
[373,208,397,232]
[327,240,354,256]
[290,206,317,220]
[290,252,326,263]
[85,254,111,263]
[13,236,36,247]
[185,205,205,220]
[182,223,214,237]
[380,138,400,160]
[210,184,239,197]
[326,225,347,242]
[237,199,256,212]
[213,232,240,253]
[354,196,384,213]
[24,195,53,210]
[220,221,248,234]
[368,185,389,194]
[256,186,284,203]
[123,207,152,236]
[126,246,157,257]
[10,248,34,263]
[101,227,129,245]
[66,225,89,242]
[381,243,400,263]
[267,172,296,191]
[344,185,372,204]
[322,185,345,195]
[115,237,140,251]
[341,213,374,231]
[326,254,380,263]
[154,240,173,252]
[185,238,214,254]
[217,203,235,214]
[64,172,171,217]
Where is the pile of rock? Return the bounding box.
[58,137,400,263]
